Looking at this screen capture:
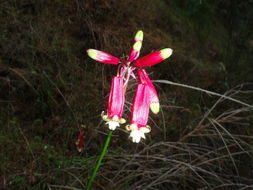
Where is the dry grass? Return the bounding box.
[88,87,253,190]
[43,87,253,190]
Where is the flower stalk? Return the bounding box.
[86,130,113,190]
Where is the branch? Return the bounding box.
[153,80,253,109]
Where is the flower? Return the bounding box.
[127,30,143,62]
[137,69,160,114]
[126,84,151,143]
[134,48,173,67]
[102,76,126,130]
[87,49,120,65]
[86,30,173,143]
[76,130,85,152]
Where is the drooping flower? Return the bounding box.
[102,76,126,130]
[134,48,173,68]
[126,84,151,143]
[137,69,160,114]
[87,49,120,65]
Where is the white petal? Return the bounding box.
[130,130,145,143]
[106,121,120,130]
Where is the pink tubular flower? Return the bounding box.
[87,49,120,65]
[126,84,151,143]
[102,76,126,130]
[138,69,160,114]
[134,48,173,67]
[127,30,143,62]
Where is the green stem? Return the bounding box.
[86,130,113,190]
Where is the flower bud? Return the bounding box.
[134,30,144,42]
[127,30,143,62]
[134,48,173,67]
[87,49,120,65]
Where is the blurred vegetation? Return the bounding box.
[0,0,253,189]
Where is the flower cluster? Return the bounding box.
[87,31,173,143]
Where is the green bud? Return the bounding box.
[87,49,97,59]
[135,30,144,41]
[133,41,142,51]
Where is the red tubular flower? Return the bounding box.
[134,48,173,67]
[127,30,143,62]
[87,49,120,65]
[76,130,85,152]
[108,76,124,118]
[138,69,160,114]
[126,84,151,143]
[102,76,126,130]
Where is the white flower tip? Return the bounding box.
[130,130,145,143]
[160,48,173,59]
[87,49,97,59]
[106,121,120,130]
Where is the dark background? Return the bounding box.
[0,0,253,189]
